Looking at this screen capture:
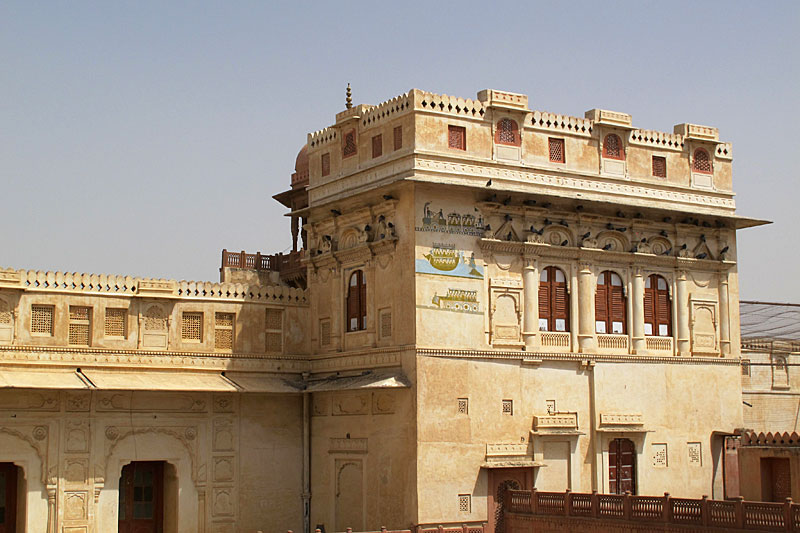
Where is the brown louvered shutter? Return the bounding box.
[359,273,367,330]
[554,279,569,326]
[644,282,655,328]
[611,285,626,333]
[656,289,671,336]
[595,283,608,325]
[347,279,358,332]
[539,280,550,328]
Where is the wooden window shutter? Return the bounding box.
[657,290,671,335]
[539,281,550,322]
[359,272,367,329]
[595,283,608,323]
[554,281,568,319]
[644,284,655,324]
[611,285,626,332]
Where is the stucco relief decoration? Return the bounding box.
[143,305,167,331]
[373,215,396,241]
[490,280,523,345]
[597,230,628,252]
[212,488,234,517]
[332,392,370,416]
[690,300,718,354]
[104,425,119,441]
[32,425,48,441]
[184,426,197,441]
[372,391,396,414]
[213,395,234,413]
[416,243,483,279]
[64,459,87,485]
[213,419,235,451]
[65,491,88,520]
[416,202,485,236]
[543,226,572,247]
[648,236,672,256]
[0,390,58,411]
[213,457,234,482]
[66,392,91,412]
[312,394,330,416]
[65,421,89,453]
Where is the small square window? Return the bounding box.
[448,125,466,150]
[31,305,54,335]
[104,308,127,338]
[343,129,357,158]
[546,400,556,414]
[181,312,203,342]
[458,398,469,414]
[458,494,471,513]
[652,155,667,178]
[69,306,92,346]
[549,138,565,163]
[372,134,383,158]
[502,399,513,415]
[393,126,402,151]
[215,312,234,351]
[321,153,330,177]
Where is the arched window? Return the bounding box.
[644,274,671,336]
[495,118,520,146]
[596,270,626,334]
[603,134,624,160]
[693,148,712,173]
[539,266,569,332]
[347,270,366,332]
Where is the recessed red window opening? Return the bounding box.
[495,118,520,146]
[603,134,625,160]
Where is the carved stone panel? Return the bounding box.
[332,393,370,416]
[64,491,88,520]
[64,458,88,485]
[489,279,523,346]
[212,487,234,517]
[65,421,89,453]
[372,391,395,415]
[65,392,91,412]
[0,390,58,411]
[213,419,234,452]
[96,392,206,412]
[690,299,718,354]
[213,457,235,482]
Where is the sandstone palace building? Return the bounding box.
[0,88,766,533]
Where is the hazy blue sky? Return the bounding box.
[2,1,798,301]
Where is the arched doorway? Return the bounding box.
[487,468,532,533]
[118,461,164,533]
[609,438,636,494]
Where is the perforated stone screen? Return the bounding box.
[502,399,513,415]
[380,310,392,339]
[69,306,91,346]
[549,137,565,163]
[31,305,54,335]
[181,312,203,342]
[320,319,331,347]
[448,125,466,150]
[652,155,667,177]
[215,312,234,351]
[265,308,283,353]
[104,308,127,338]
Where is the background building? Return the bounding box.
[0,87,766,533]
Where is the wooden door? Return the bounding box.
[487,467,533,533]
[609,438,636,494]
[0,464,17,533]
[119,462,164,533]
[761,458,792,502]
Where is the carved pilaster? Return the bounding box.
[676,270,690,355]
[719,273,731,356]
[522,257,539,351]
[631,268,645,354]
[577,262,596,353]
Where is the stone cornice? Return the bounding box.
[411,155,736,215]
[416,347,739,366]
[0,345,310,373]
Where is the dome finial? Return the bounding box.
[345,83,352,109]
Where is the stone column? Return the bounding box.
[719,272,731,356]
[676,270,690,355]
[631,267,646,354]
[578,262,596,353]
[522,255,539,351]
[570,264,580,351]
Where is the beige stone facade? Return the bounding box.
[0,87,766,532]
